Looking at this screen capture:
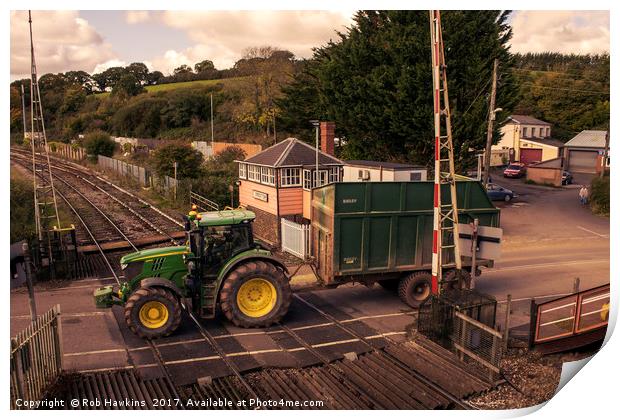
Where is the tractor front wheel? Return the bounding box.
[125,287,182,339]
[219,261,291,328]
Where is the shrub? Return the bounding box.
[10,172,36,242]
[83,130,116,157]
[590,175,610,216]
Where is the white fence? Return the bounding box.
[281,218,311,259]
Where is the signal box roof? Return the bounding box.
[195,209,256,227]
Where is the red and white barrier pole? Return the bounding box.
[430,10,441,295]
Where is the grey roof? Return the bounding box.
[243,137,343,167]
[564,130,608,149]
[345,160,426,170]
[508,115,551,126]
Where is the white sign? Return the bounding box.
[458,223,502,261]
[252,190,268,202]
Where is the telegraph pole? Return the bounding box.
[600,128,609,178]
[482,59,499,187]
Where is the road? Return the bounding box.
[476,172,609,326]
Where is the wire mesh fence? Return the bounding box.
[418,289,504,381]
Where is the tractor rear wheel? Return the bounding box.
[125,287,182,339]
[398,272,432,307]
[219,261,291,328]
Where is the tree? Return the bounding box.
[146,71,164,85]
[60,85,87,114]
[151,143,204,178]
[112,74,145,97]
[194,60,215,73]
[83,130,116,157]
[126,62,149,85]
[92,66,128,92]
[278,11,519,169]
[64,70,94,93]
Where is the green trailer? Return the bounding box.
[311,180,501,305]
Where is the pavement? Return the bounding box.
[10,171,609,380]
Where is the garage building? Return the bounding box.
[563,130,609,174]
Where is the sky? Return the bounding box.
[9,10,610,80]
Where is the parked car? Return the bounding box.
[486,183,514,202]
[503,163,527,178]
[562,170,573,185]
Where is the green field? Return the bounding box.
[96,77,248,97]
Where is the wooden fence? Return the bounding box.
[10,305,63,409]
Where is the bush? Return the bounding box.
[590,175,610,216]
[151,143,204,178]
[10,172,36,242]
[83,130,116,157]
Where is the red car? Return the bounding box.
[503,163,527,178]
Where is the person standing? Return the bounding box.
[579,186,587,205]
[583,185,590,205]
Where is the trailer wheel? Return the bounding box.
[442,269,472,292]
[219,260,291,328]
[398,272,432,307]
[125,287,182,339]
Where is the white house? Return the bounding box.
[343,160,427,182]
[495,115,564,164]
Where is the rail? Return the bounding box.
[11,305,63,409]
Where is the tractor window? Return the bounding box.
[230,225,251,254]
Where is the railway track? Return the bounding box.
[11,148,182,248]
[13,148,491,409]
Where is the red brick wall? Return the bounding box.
[247,205,279,245]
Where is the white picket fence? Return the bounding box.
[281,218,311,259]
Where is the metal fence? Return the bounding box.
[190,191,219,211]
[98,155,150,187]
[418,289,503,381]
[10,305,63,409]
[281,218,311,259]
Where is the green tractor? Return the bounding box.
[94,209,291,338]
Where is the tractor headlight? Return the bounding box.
[187,261,195,272]
[121,263,128,270]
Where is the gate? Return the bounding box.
[10,305,63,409]
[281,218,311,259]
[531,284,609,353]
[418,290,504,381]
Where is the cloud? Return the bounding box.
[510,11,609,54]
[151,10,354,74]
[92,59,128,74]
[125,11,150,24]
[10,10,118,79]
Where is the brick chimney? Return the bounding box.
[320,121,335,156]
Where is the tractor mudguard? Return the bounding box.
[217,250,289,286]
[140,277,184,298]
